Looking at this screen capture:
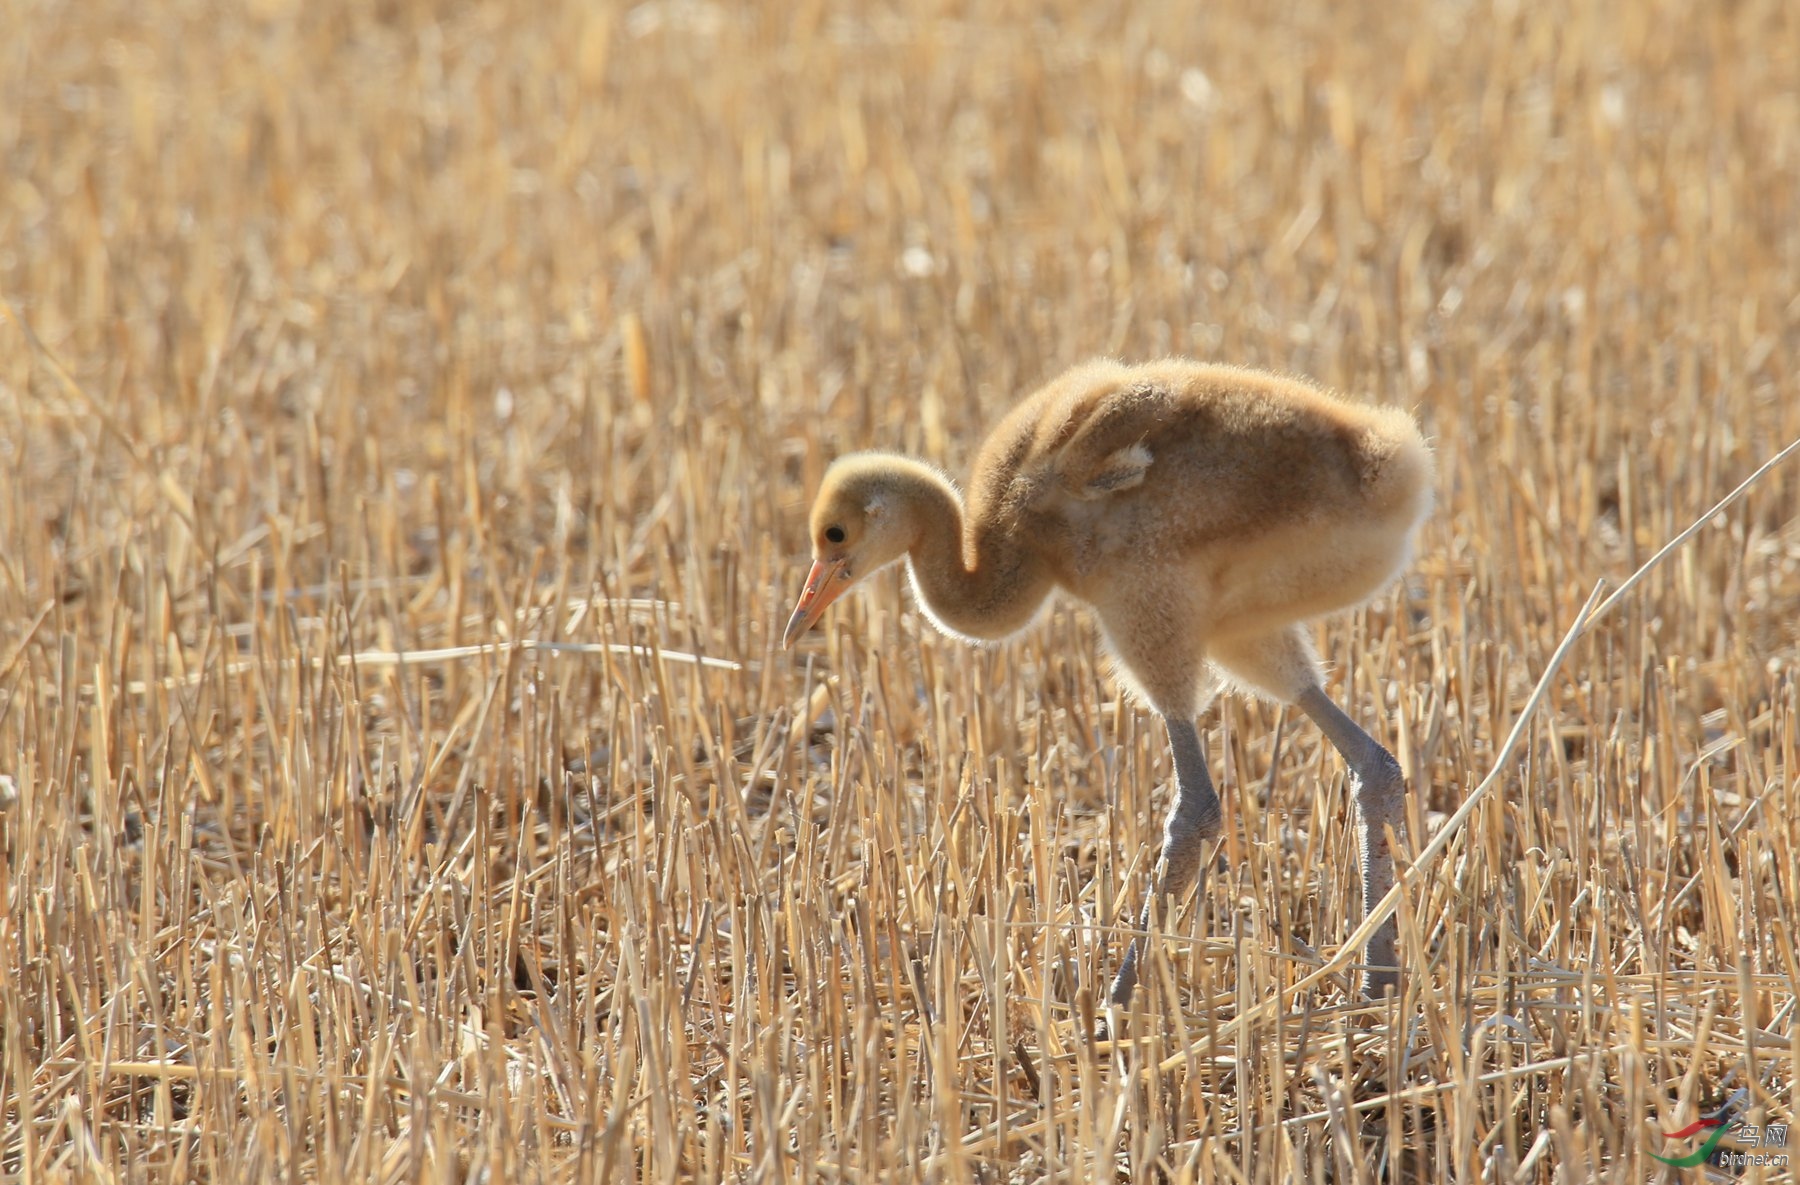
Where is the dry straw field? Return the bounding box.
[3,0,1798,1180]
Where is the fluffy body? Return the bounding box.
[793,357,1433,1007]
[808,358,1433,719]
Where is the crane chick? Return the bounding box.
[783,358,1433,1006]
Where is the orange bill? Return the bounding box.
[781,558,850,648]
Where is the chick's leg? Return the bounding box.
[1109,716,1221,1007]
[1295,684,1406,997]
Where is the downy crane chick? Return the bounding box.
[783,358,1433,1005]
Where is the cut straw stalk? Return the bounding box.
[1149,432,1800,1074]
[116,639,740,694]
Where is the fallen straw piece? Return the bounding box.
[117,638,741,694]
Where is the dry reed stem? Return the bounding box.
[1165,436,1796,1070]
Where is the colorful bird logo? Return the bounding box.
[1651,1110,1740,1168]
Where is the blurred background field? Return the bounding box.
[2,0,1798,1179]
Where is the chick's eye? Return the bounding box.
[824,525,845,544]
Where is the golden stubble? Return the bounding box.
[0,0,1795,1179]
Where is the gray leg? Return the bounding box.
[1108,716,1222,1007]
[1295,684,1406,997]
